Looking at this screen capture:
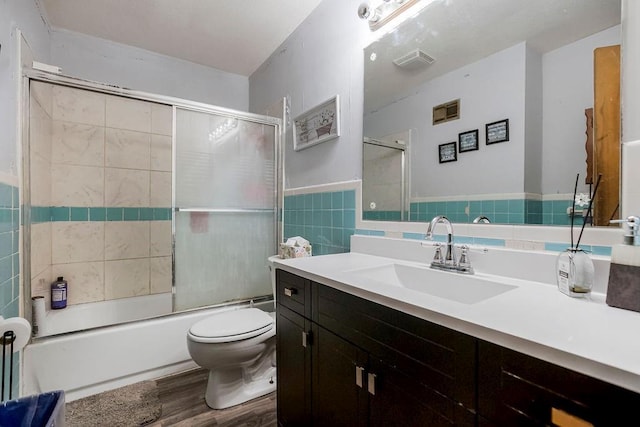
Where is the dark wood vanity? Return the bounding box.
[276,269,640,426]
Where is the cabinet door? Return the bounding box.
[478,340,640,425]
[312,325,368,427]
[367,357,476,427]
[277,305,312,426]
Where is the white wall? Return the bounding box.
[249,0,370,189]
[0,0,50,176]
[50,29,249,111]
[364,43,527,198]
[524,45,543,195]
[542,25,620,195]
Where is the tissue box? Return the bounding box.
[279,236,312,259]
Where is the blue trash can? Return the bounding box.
[0,390,65,426]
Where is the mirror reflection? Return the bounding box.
[362,0,621,226]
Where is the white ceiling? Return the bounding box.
[37,0,323,76]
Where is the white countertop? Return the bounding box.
[272,245,640,394]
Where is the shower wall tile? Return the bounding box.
[105,128,151,170]
[105,259,150,299]
[30,96,53,161]
[106,95,152,133]
[150,171,172,207]
[52,121,105,166]
[31,81,53,116]
[105,168,150,207]
[52,85,105,126]
[52,165,104,206]
[51,222,104,264]
[150,221,171,256]
[31,153,52,206]
[105,222,150,260]
[151,104,173,136]
[30,223,51,278]
[31,267,52,307]
[150,256,172,294]
[52,261,105,305]
[151,134,172,171]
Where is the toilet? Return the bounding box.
[186,258,279,409]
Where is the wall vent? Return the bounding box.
[393,49,435,69]
[433,99,460,125]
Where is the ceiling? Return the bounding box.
[36,0,323,77]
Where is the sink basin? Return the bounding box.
[344,263,517,304]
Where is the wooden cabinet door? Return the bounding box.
[593,44,620,226]
[276,305,312,427]
[312,325,368,427]
[367,357,475,427]
[478,340,640,426]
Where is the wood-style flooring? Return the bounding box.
[149,368,277,427]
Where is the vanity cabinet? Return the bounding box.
[276,267,640,426]
[477,340,640,426]
[276,269,476,426]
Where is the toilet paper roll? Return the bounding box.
[32,296,46,337]
[0,316,31,352]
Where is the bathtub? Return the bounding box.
[37,293,173,337]
[23,298,274,402]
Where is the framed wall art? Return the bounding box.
[458,129,479,152]
[486,119,509,145]
[438,141,457,163]
[293,95,341,151]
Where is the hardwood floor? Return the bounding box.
[150,368,277,427]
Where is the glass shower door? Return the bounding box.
[174,107,278,311]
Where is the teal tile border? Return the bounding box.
[284,188,612,257]
[0,183,20,398]
[283,191,355,255]
[30,206,172,222]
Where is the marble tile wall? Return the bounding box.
[29,82,173,308]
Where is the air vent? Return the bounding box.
[433,99,460,125]
[393,49,435,69]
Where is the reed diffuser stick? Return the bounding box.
[570,173,579,249]
[576,173,602,250]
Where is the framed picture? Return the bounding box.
[458,129,479,153]
[486,119,509,145]
[293,95,341,151]
[438,141,457,163]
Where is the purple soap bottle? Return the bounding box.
[51,276,68,309]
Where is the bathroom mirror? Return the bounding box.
[362,0,622,226]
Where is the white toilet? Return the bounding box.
[186,258,278,409]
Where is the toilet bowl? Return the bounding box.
[187,307,276,409]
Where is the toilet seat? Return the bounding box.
[188,308,274,344]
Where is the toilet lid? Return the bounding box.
[189,308,274,343]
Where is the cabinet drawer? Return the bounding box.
[276,269,311,318]
[478,340,640,425]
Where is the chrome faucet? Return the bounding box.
[426,215,455,265]
[425,215,474,274]
[473,215,491,224]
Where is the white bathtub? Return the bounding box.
[38,293,173,337]
[23,298,274,402]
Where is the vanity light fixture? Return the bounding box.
[208,118,238,142]
[358,0,422,31]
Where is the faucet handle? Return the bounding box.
[432,243,444,264]
[456,245,474,274]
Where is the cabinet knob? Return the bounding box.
[302,331,311,348]
[355,366,364,388]
[284,287,296,297]
[367,373,377,395]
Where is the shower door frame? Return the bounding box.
[21,69,283,332]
